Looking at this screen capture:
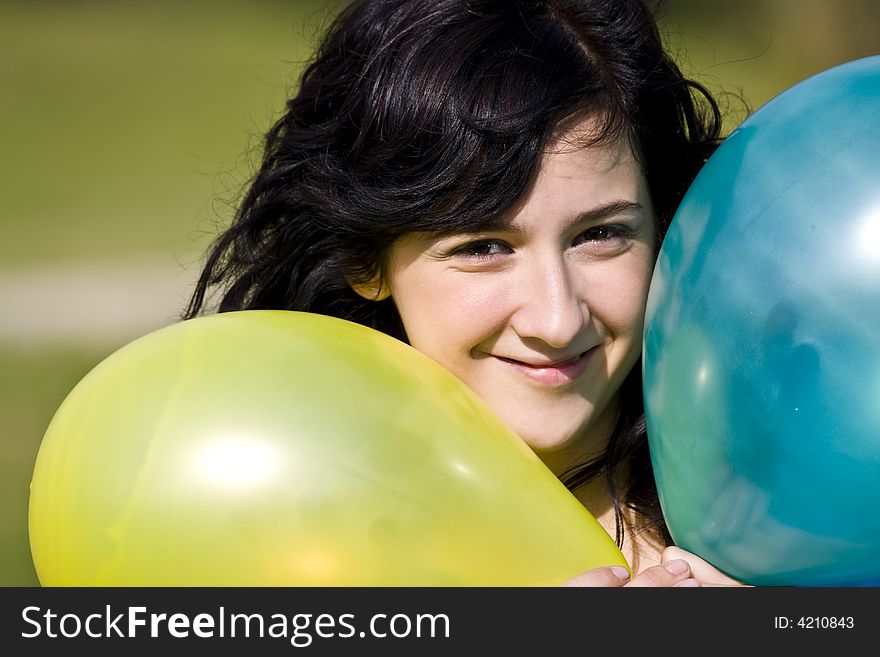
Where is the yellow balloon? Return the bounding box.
[29,310,627,585]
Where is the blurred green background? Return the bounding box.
[2,0,878,586]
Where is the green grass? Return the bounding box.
[0,0,340,267]
[662,0,880,122]
[0,345,110,585]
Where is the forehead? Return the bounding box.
[542,137,639,183]
[501,128,648,225]
[543,114,641,178]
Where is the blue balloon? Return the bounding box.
[644,56,880,586]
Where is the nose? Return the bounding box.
[509,254,589,350]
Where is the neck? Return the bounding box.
[568,458,629,531]
[534,396,621,479]
[564,467,662,573]
[531,398,663,571]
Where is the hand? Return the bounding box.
[660,546,750,587]
[561,559,700,587]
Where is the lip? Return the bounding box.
[494,348,597,386]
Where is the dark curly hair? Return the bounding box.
[184,0,724,549]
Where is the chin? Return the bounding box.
[497,405,605,471]
[505,420,591,455]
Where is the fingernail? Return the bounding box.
[611,565,631,581]
[664,559,689,576]
[675,579,701,587]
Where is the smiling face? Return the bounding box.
[358,125,657,472]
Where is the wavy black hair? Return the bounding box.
[184,0,724,549]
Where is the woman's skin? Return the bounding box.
[355,119,743,587]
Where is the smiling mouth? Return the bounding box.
[494,348,596,385]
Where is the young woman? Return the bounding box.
[185,0,743,586]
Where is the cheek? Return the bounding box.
[589,258,654,337]
[392,273,512,354]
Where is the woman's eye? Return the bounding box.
[574,225,627,245]
[451,239,512,259]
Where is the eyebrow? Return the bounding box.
[482,199,645,234]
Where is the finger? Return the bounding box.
[661,546,747,587]
[561,565,632,587]
[625,559,693,587]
